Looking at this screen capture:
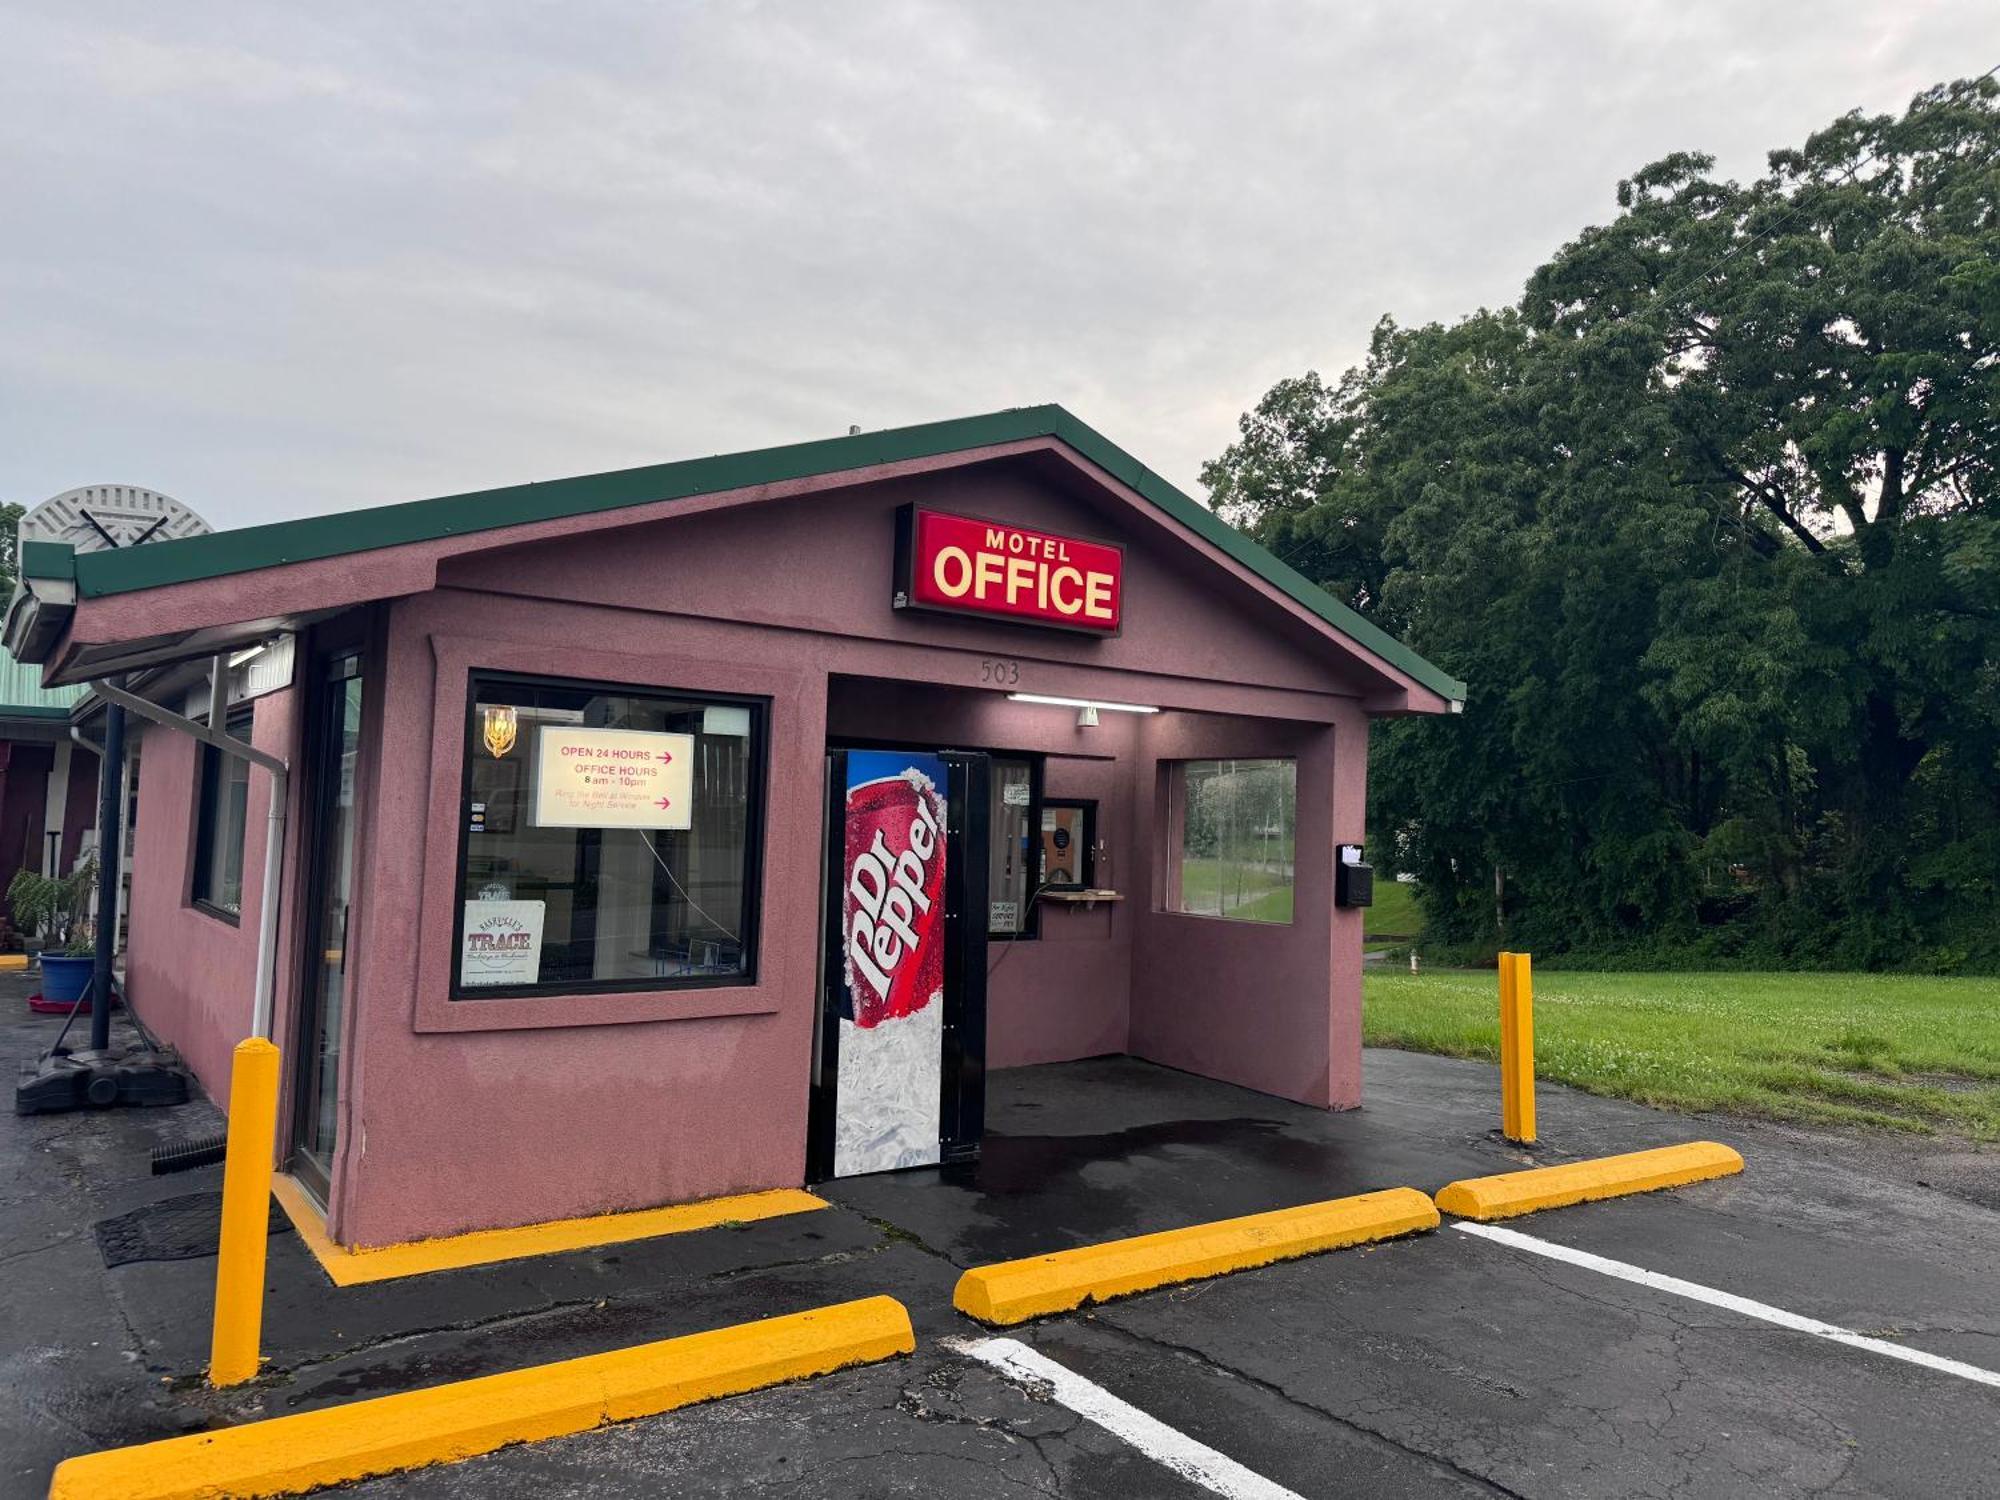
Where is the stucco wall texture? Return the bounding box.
[115,451,1406,1247]
[124,688,302,1107]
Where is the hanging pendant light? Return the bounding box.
[482,704,519,758]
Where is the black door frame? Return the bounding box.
[807,746,989,1182]
[286,637,367,1206]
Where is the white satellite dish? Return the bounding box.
[19,484,211,552]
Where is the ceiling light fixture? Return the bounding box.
[1007,693,1159,715]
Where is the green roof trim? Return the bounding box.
[48,405,1465,701]
[21,540,76,583]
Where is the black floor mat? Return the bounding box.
[94,1191,294,1267]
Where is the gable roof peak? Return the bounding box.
[22,404,1464,704]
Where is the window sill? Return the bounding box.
[191,900,243,928]
[448,970,754,1003]
[1159,907,1295,929]
[413,982,781,1033]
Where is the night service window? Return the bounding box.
[453,672,766,997]
[1039,798,1096,892]
[1173,759,1297,924]
[192,708,254,919]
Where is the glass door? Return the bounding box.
[291,651,364,1204]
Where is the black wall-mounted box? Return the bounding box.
[1335,853,1373,909]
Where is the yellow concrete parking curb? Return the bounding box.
[952,1187,1441,1326]
[271,1174,828,1286]
[1433,1141,1744,1222]
[48,1295,914,1500]
[0,953,30,971]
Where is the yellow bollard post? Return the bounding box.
[208,1036,282,1386]
[1499,952,1536,1143]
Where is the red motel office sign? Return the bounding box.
[894,505,1123,634]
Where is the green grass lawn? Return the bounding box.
[1174,862,1425,929]
[1178,857,1293,923]
[1364,878,1420,942]
[1364,968,2000,1139]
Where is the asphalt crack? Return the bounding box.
[1079,1314,1530,1497]
[847,1209,957,1264]
[895,1360,1081,1495]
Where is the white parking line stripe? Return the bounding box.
[947,1335,1307,1500]
[1455,1222,2000,1390]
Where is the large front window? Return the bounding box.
[453,672,765,996]
[1174,759,1296,924]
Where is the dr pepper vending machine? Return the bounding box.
[808,747,989,1181]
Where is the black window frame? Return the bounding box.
[1038,797,1097,892]
[191,705,255,925]
[986,752,1044,942]
[448,668,770,1001]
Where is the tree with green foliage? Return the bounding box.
[1206,77,2000,971]
[0,501,24,599]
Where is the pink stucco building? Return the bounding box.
[6,407,1462,1247]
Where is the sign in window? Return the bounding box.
[531,726,694,829]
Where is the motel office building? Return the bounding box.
[6,407,1463,1247]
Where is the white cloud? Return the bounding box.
[61,30,415,111]
[0,1,1988,527]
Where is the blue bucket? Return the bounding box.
[38,954,96,1006]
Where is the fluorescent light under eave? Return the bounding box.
[1007,693,1159,714]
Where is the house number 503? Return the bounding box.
[980,659,1020,686]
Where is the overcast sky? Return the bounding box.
[3,3,1990,531]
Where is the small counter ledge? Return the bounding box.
[1037,889,1123,907]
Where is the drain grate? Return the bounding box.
[93,1191,293,1268]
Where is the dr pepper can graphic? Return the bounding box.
[841,759,948,1028]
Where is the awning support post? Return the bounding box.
[250,760,287,1042]
[89,670,291,1041]
[87,701,125,1053]
[88,663,295,1388]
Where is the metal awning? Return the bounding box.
[6,574,332,687]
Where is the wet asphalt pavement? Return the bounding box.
[4,980,1998,1499]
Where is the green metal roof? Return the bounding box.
[0,641,86,715]
[23,405,1466,702]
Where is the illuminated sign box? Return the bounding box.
[895,505,1123,634]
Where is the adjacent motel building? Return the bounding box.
[6,407,1463,1247]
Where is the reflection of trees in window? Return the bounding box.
[1178,759,1296,924]
[193,708,254,917]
